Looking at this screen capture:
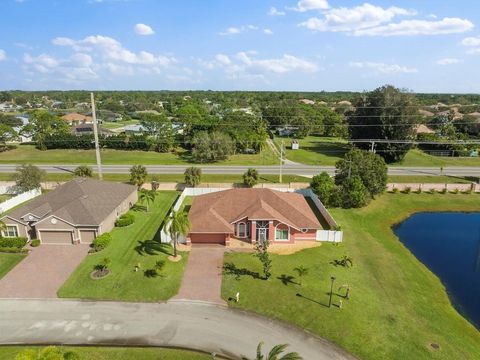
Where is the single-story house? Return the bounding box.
[0,179,137,245]
[187,189,322,246]
[71,123,115,137]
[62,113,93,126]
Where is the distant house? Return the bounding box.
[124,124,147,134]
[300,99,315,105]
[415,124,435,135]
[187,189,324,245]
[291,139,299,150]
[277,127,297,137]
[14,116,32,143]
[0,179,137,245]
[71,124,115,137]
[62,113,93,126]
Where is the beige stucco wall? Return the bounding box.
[1,217,28,238]
[99,189,138,234]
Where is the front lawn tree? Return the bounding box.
[169,210,190,259]
[73,165,93,178]
[293,265,309,286]
[13,164,45,193]
[130,164,148,189]
[184,166,202,187]
[335,148,387,198]
[243,168,259,188]
[310,172,335,206]
[347,85,420,163]
[254,239,272,280]
[139,189,156,212]
[340,175,369,208]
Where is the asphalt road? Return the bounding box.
[0,164,480,177]
[0,299,357,360]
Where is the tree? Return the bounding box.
[139,189,156,212]
[0,124,17,147]
[293,265,309,286]
[191,131,235,163]
[184,166,202,187]
[242,342,303,360]
[348,85,420,163]
[243,168,259,188]
[13,164,45,193]
[335,148,387,198]
[139,112,175,152]
[151,175,160,191]
[73,165,93,178]
[340,175,369,208]
[254,239,272,280]
[169,210,191,258]
[130,165,148,189]
[27,110,70,151]
[310,172,335,206]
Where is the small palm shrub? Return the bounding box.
[403,187,411,194]
[30,239,41,247]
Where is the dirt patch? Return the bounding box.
[270,241,321,255]
[90,269,111,279]
[168,255,183,262]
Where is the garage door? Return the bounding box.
[80,230,96,244]
[190,233,226,245]
[40,231,73,245]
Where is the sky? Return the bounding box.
[0,0,479,93]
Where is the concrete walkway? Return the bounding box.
[0,299,357,360]
[0,245,89,298]
[174,245,226,305]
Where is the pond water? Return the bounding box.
[393,212,480,330]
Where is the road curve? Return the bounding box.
[0,299,357,360]
[0,164,479,177]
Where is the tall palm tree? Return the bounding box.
[169,210,190,258]
[243,342,303,360]
[139,189,156,212]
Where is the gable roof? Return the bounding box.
[188,189,321,233]
[6,179,136,226]
[62,113,93,123]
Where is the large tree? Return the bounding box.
[348,85,420,163]
[13,164,45,193]
[191,131,235,163]
[139,112,175,152]
[26,110,70,151]
[169,210,190,258]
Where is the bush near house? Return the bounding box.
[91,233,112,252]
[30,239,40,247]
[0,237,27,249]
[115,213,135,227]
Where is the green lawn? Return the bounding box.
[388,175,474,184]
[58,191,187,301]
[393,149,480,167]
[0,144,277,166]
[0,253,25,279]
[0,346,211,360]
[274,136,349,165]
[222,193,480,360]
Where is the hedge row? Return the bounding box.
[115,213,135,227]
[42,133,154,151]
[0,247,28,254]
[0,237,27,249]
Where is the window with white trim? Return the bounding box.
[275,228,289,241]
[3,226,18,238]
[238,222,246,237]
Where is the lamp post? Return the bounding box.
[329,276,336,307]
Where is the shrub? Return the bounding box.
[403,187,411,194]
[30,239,40,247]
[0,237,27,248]
[439,188,447,194]
[451,188,460,194]
[74,165,93,178]
[92,233,112,252]
[0,247,28,253]
[115,213,135,227]
[391,187,399,194]
[243,168,259,188]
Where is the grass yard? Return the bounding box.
[222,193,480,360]
[58,191,187,301]
[387,175,475,184]
[0,346,211,360]
[274,136,349,165]
[393,149,480,167]
[0,144,277,166]
[0,253,25,280]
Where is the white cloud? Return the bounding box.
[462,36,480,54]
[349,61,417,74]
[264,28,274,35]
[219,24,260,36]
[354,17,474,36]
[0,50,6,61]
[134,23,155,36]
[215,54,231,65]
[293,0,329,12]
[436,58,462,65]
[299,3,416,32]
[268,7,285,16]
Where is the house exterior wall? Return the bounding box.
[291,228,317,241]
[99,190,138,234]
[1,217,28,238]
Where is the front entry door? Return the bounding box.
[258,228,267,243]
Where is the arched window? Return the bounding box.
[275,223,289,241]
[237,222,246,237]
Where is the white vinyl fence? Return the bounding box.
[160,187,343,244]
[0,188,41,214]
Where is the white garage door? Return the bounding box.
[40,231,73,245]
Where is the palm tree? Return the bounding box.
[243,168,259,188]
[293,265,309,286]
[130,164,148,189]
[73,165,93,178]
[139,189,156,212]
[184,166,202,187]
[243,342,303,360]
[169,210,190,258]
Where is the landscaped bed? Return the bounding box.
[58,191,187,301]
[222,193,480,360]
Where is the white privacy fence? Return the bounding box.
[160,187,343,244]
[0,188,41,214]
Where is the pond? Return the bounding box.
[393,212,480,330]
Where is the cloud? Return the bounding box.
[0,50,6,61]
[293,0,329,12]
[349,61,417,74]
[219,25,258,36]
[299,3,416,32]
[268,7,285,16]
[436,58,462,65]
[462,36,480,54]
[134,23,155,36]
[354,17,474,36]
[263,29,274,35]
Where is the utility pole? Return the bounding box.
[91,92,103,180]
[370,141,375,153]
[279,139,284,183]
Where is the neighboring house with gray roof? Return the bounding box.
[0,179,137,245]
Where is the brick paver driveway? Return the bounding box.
[0,245,89,298]
[174,244,226,305]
